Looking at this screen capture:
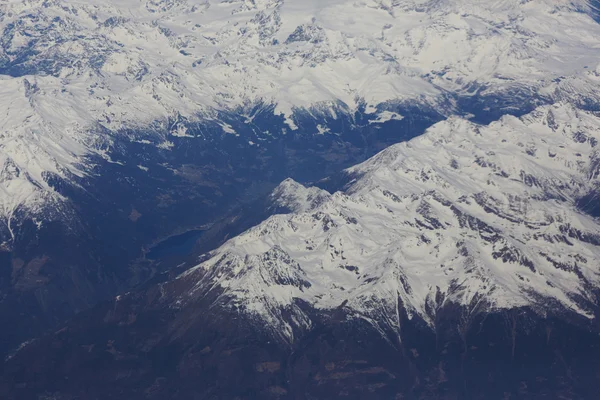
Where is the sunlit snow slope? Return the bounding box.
[176,103,600,342]
[2,0,600,234]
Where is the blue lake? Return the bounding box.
[147,229,205,260]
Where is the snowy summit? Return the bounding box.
[1,0,600,232]
[176,103,600,342]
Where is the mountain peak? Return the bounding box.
[270,178,331,213]
[2,0,600,227]
[176,103,600,341]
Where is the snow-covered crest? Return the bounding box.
[1,0,600,230]
[179,103,600,341]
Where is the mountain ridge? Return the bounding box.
[2,0,600,231]
[171,102,600,344]
[4,102,600,399]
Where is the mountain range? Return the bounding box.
[2,0,600,398]
[5,102,600,399]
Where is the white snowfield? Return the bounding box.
[180,103,600,341]
[1,0,600,231]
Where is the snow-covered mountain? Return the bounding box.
[6,102,600,400]
[173,102,600,343]
[4,1,600,398]
[2,0,600,235]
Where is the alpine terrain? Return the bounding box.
[2,0,600,399]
